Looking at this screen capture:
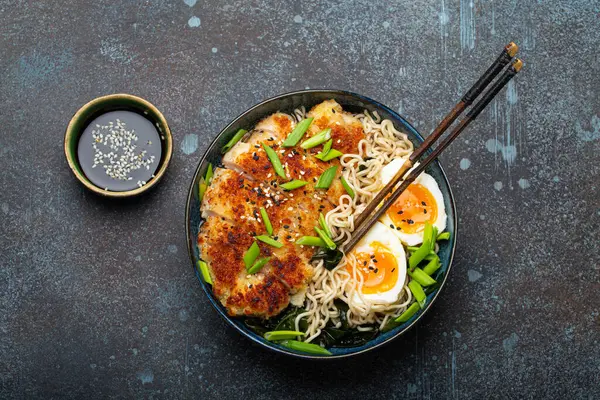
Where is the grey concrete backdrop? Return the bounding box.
[1,0,599,398]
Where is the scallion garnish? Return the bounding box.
[255,235,284,248]
[322,139,333,155]
[314,227,336,250]
[262,144,287,179]
[280,180,308,191]
[264,330,305,341]
[278,340,332,356]
[429,226,438,252]
[381,302,420,332]
[221,128,248,154]
[248,256,271,274]
[408,280,427,309]
[300,128,331,149]
[243,241,260,269]
[196,260,213,285]
[422,256,441,276]
[315,149,343,161]
[205,163,214,185]
[259,207,273,235]
[408,267,437,287]
[408,222,434,269]
[315,166,338,189]
[437,232,450,241]
[295,236,327,247]
[340,176,355,199]
[198,178,207,202]
[319,213,332,239]
[395,302,420,323]
[282,118,314,147]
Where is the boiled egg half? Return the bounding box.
[348,222,407,305]
[379,158,447,246]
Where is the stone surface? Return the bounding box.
[1,0,599,398]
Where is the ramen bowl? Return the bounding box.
[185,90,457,359]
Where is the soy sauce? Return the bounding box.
[77,110,162,192]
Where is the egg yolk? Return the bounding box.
[349,242,399,294]
[387,183,437,234]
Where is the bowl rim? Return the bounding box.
[185,89,457,359]
[64,93,173,197]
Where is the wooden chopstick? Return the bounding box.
[343,58,523,253]
[353,42,519,229]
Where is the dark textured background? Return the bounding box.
[1,0,599,399]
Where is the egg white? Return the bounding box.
[378,159,447,246]
[350,222,407,305]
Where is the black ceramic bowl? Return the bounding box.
[185,90,457,359]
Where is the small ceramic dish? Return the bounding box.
[64,93,173,197]
[185,90,457,358]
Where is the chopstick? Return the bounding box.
[353,42,519,229]
[343,58,523,253]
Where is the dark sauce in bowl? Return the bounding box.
[77,110,162,192]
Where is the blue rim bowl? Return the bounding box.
[185,89,457,359]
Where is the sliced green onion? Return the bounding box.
[280,180,308,190]
[425,253,438,261]
[196,260,213,285]
[315,166,338,189]
[259,207,273,235]
[255,235,284,248]
[409,243,431,270]
[423,223,434,248]
[278,340,332,356]
[321,139,333,155]
[408,280,427,309]
[264,330,305,341]
[314,139,333,159]
[282,117,313,147]
[382,302,421,332]
[340,176,355,199]
[408,267,437,286]
[221,128,248,153]
[262,144,287,179]
[395,302,420,323]
[243,241,260,269]
[437,231,450,241]
[248,256,271,274]
[422,256,441,276]
[407,246,419,253]
[430,226,438,252]
[198,178,207,202]
[319,213,332,239]
[296,236,327,247]
[300,128,331,149]
[205,163,213,185]
[315,149,343,161]
[314,227,336,250]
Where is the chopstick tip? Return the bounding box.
[506,42,519,57]
[512,58,523,72]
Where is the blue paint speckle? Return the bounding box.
[293,15,303,23]
[188,16,201,28]
[459,158,471,170]
[468,269,482,282]
[553,176,560,183]
[575,115,600,142]
[168,244,178,254]
[503,333,519,353]
[212,47,218,53]
[136,370,154,384]
[518,178,530,189]
[181,134,199,155]
[494,181,503,191]
[184,0,197,6]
